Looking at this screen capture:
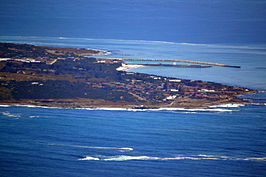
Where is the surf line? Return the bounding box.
[79,154,266,162]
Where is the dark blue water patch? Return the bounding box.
[256,67,266,70]
[1,0,266,43]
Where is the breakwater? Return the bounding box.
[98,58,241,68]
[135,63,211,68]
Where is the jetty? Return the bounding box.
[135,63,211,68]
[97,58,241,68]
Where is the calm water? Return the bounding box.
[1,0,266,44]
[1,0,266,176]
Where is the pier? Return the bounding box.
[97,58,241,68]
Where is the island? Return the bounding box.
[0,42,257,109]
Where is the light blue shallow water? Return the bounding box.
[1,36,266,90]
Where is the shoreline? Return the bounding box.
[1,94,263,112]
[1,102,265,112]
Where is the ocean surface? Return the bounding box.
[0,36,266,177]
[1,0,266,176]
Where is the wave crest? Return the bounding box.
[78,154,266,162]
[2,104,236,113]
[1,111,21,118]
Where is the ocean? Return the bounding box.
[0,104,266,177]
[1,0,266,176]
[0,36,266,177]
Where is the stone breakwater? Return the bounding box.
[97,57,241,68]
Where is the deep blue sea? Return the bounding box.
[1,0,266,176]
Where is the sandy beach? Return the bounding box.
[116,63,144,71]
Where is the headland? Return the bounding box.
[0,42,257,109]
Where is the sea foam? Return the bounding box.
[78,154,266,162]
[0,105,10,107]
[12,104,62,109]
[76,107,234,112]
[1,111,21,118]
[209,103,245,108]
[2,104,236,113]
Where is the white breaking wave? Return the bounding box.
[3,104,235,113]
[238,157,266,161]
[209,103,245,108]
[1,111,21,118]
[76,107,234,112]
[0,105,10,107]
[29,115,40,118]
[85,48,111,55]
[157,108,234,112]
[12,104,62,109]
[78,154,266,162]
[48,143,133,152]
